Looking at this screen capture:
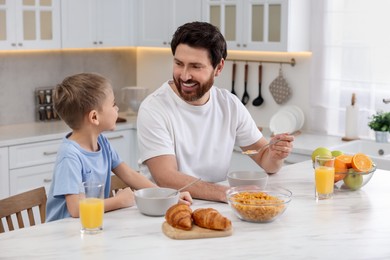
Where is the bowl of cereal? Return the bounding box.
[226,186,292,223]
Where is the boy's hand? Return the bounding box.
[115,187,135,208]
[178,191,193,205]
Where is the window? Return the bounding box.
[310,0,390,139]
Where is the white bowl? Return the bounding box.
[227,171,269,188]
[134,187,179,216]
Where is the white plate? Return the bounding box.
[281,105,305,130]
[269,110,297,134]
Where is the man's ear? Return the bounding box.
[88,110,99,126]
[215,59,225,77]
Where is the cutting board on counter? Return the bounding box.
[162,221,233,240]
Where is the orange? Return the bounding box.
[334,154,352,173]
[351,153,373,172]
[334,173,345,183]
[336,154,353,168]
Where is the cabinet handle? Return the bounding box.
[43,178,52,183]
[99,41,103,44]
[93,41,97,44]
[107,135,124,140]
[43,151,57,156]
[18,43,23,47]
[11,43,16,47]
[243,44,247,47]
[236,43,241,47]
[163,41,167,45]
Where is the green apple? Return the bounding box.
[311,147,332,162]
[331,150,344,157]
[343,173,363,190]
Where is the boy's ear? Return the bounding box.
[88,110,99,125]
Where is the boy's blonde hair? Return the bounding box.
[53,73,111,130]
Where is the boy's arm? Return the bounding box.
[112,162,157,190]
[65,185,136,217]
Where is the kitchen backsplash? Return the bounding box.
[0,49,137,126]
[1,48,313,132]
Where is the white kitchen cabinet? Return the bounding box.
[0,0,61,50]
[9,164,54,196]
[138,0,202,47]
[104,129,135,169]
[6,128,137,197]
[61,0,135,48]
[0,147,9,199]
[8,138,61,196]
[202,0,310,52]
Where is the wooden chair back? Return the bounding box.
[110,175,128,197]
[0,186,47,233]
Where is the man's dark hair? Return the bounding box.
[171,22,227,68]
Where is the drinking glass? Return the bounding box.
[79,182,104,234]
[314,156,335,200]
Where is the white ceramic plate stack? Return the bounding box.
[269,105,305,135]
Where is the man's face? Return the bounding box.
[172,44,222,105]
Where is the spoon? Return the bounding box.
[242,131,300,155]
[242,139,284,155]
[252,64,264,106]
[241,64,250,105]
[167,178,201,197]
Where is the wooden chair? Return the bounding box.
[0,186,47,233]
[110,175,128,197]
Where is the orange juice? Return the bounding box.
[315,166,335,194]
[79,198,104,229]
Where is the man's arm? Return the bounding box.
[145,155,229,202]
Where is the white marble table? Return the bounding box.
[1,160,390,259]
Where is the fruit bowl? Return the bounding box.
[334,164,376,191]
[226,186,292,223]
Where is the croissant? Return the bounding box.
[192,208,232,231]
[165,204,193,231]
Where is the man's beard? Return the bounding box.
[173,74,214,102]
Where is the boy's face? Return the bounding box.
[172,44,223,105]
[97,87,118,131]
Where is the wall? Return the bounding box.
[0,48,137,126]
[137,48,312,131]
[0,47,312,131]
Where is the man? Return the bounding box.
[137,22,294,202]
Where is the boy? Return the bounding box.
[46,73,192,222]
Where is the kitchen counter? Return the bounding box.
[286,132,349,163]
[0,115,137,147]
[1,160,390,259]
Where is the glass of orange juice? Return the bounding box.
[79,182,104,234]
[314,156,335,200]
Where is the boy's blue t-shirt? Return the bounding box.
[46,133,122,222]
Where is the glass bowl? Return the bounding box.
[334,164,376,191]
[226,186,292,223]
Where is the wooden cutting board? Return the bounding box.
[162,221,233,240]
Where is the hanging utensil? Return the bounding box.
[241,64,250,105]
[231,63,237,95]
[269,64,292,104]
[252,64,264,106]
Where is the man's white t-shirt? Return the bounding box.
[137,80,262,183]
